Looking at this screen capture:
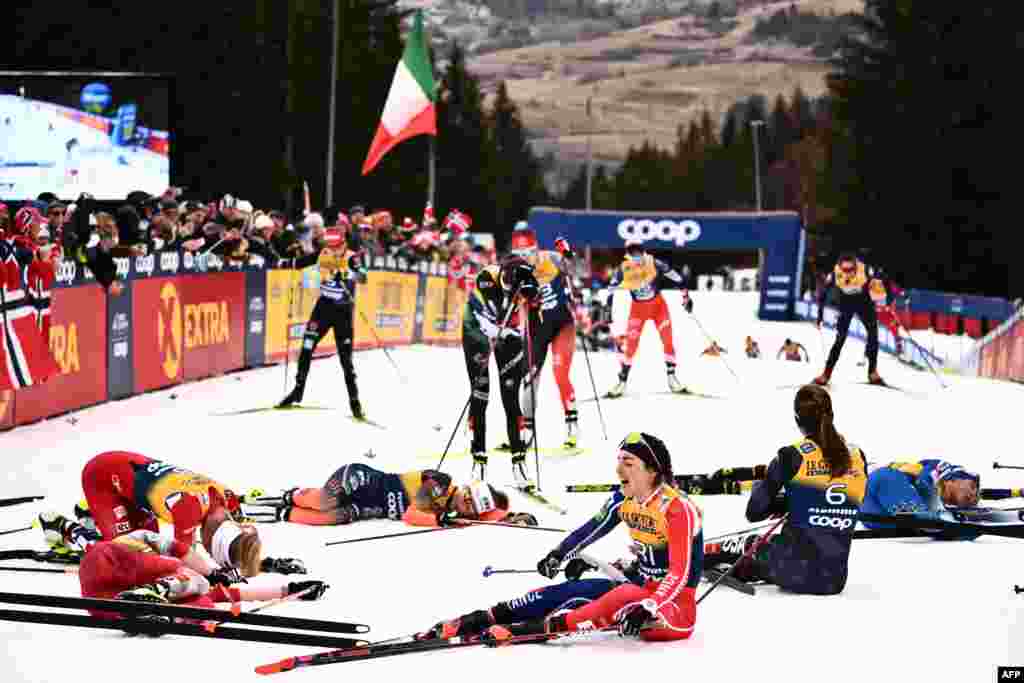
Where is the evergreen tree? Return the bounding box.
[486,81,548,244]
[435,42,495,239]
[829,1,1016,294]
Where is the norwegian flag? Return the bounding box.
[443,209,472,237]
[0,237,58,391]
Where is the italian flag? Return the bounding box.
[361,10,436,175]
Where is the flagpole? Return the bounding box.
[424,13,436,209]
[326,0,340,208]
[428,135,436,208]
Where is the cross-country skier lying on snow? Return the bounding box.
[79,530,326,624]
[718,456,994,540]
[422,432,704,644]
[703,385,867,595]
[267,463,537,527]
[38,451,272,582]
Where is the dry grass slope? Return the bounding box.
[466,0,864,164]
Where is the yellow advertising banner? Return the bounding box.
[421,276,465,345]
[354,271,419,349]
[266,268,419,359]
[264,268,338,363]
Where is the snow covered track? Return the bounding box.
[1,292,1022,681]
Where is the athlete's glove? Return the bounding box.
[436,509,460,527]
[536,550,563,579]
[681,291,694,313]
[554,236,574,259]
[618,599,657,638]
[563,557,597,581]
[207,566,247,587]
[261,557,308,575]
[287,580,330,600]
[504,512,538,527]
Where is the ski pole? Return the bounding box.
[526,313,541,490]
[898,321,947,389]
[283,269,298,395]
[0,496,44,509]
[325,527,456,547]
[482,566,535,578]
[993,462,1024,471]
[566,278,607,442]
[703,521,779,543]
[437,282,523,472]
[0,526,32,537]
[341,278,408,385]
[690,311,740,382]
[435,396,471,472]
[697,515,785,605]
[459,519,566,533]
[576,310,608,441]
[0,566,77,575]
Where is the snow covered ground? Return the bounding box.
[1,292,1022,682]
[0,94,168,199]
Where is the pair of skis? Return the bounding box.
[0,591,369,649]
[211,404,386,429]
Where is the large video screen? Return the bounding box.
[0,73,171,201]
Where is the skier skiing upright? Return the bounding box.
[606,240,692,397]
[277,226,367,419]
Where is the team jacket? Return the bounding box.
[524,250,574,323]
[746,437,867,595]
[128,456,233,545]
[608,255,686,302]
[291,246,365,304]
[552,485,703,616]
[861,460,972,524]
[817,259,891,320]
[463,265,521,345]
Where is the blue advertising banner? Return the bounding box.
[245,268,267,368]
[527,207,805,321]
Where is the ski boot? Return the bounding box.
[868,370,886,386]
[117,581,171,605]
[38,511,98,552]
[813,367,832,386]
[563,410,578,449]
[350,398,364,421]
[667,363,685,394]
[512,453,534,489]
[277,382,305,408]
[472,452,488,481]
[606,365,631,398]
[482,614,568,647]
[418,609,493,641]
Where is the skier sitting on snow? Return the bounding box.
[703,385,867,595]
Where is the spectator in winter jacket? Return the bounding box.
[45,202,68,239]
[159,198,180,226]
[115,205,147,252]
[149,216,179,252]
[245,215,281,266]
[61,195,122,296]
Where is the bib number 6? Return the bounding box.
[825,483,848,506]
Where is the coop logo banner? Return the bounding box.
[617,218,702,247]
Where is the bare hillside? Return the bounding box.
[458,0,864,167]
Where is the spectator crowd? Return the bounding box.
[0,187,499,295]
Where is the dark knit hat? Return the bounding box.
[619,432,673,482]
